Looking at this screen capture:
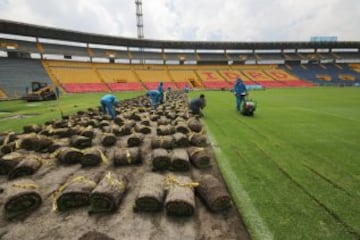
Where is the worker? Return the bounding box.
[147,89,161,109]
[184,84,190,93]
[189,94,206,117]
[164,87,171,102]
[233,78,247,112]
[157,81,164,104]
[55,86,60,99]
[100,94,119,120]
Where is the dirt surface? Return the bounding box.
[0,94,250,240]
[0,113,40,121]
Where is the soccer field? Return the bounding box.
[196,87,360,240]
[0,87,359,239]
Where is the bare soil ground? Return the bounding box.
[0,96,250,240]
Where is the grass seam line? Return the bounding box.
[204,122,274,240]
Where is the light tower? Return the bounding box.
[135,0,144,64]
[135,0,144,39]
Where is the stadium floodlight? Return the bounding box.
[135,0,144,39]
[135,0,144,64]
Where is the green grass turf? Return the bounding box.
[0,87,359,239]
[193,87,360,240]
[0,92,143,132]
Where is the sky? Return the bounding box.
[0,0,359,42]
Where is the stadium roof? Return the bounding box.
[1,19,360,50]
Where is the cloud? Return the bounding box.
[0,0,359,41]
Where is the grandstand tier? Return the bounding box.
[219,70,245,82]
[136,69,171,82]
[98,69,138,83]
[0,58,53,98]
[197,70,225,82]
[264,69,300,81]
[3,57,360,97]
[286,64,360,86]
[1,20,360,98]
[242,70,274,82]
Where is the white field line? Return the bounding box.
[204,123,274,240]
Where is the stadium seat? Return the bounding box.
[174,82,190,89]
[62,83,108,93]
[108,82,144,91]
[196,70,232,89]
[143,82,178,90]
[0,58,52,98]
[202,81,232,89]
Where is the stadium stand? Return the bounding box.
[227,53,257,63]
[130,51,164,61]
[197,52,228,62]
[96,64,144,91]
[164,52,197,62]
[167,66,198,89]
[255,53,284,61]
[90,48,130,60]
[196,68,232,89]
[0,58,52,98]
[219,70,250,83]
[134,65,176,90]
[287,63,360,86]
[0,38,39,54]
[317,52,337,60]
[332,52,360,61]
[61,83,107,93]
[1,20,360,96]
[49,67,99,83]
[42,60,108,93]
[42,43,89,57]
[283,52,302,61]
[231,66,271,86]
[349,63,360,73]
[240,69,287,88]
[263,69,315,87]
[164,52,180,62]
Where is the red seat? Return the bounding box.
[283,80,315,87]
[62,83,108,93]
[202,81,232,89]
[144,82,178,90]
[175,82,190,89]
[108,82,145,91]
[255,81,287,88]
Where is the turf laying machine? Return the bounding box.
[25,82,57,102]
[241,93,257,116]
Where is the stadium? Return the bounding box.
[0,4,359,240]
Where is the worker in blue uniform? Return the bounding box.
[100,94,119,120]
[189,94,206,117]
[157,81,164,104]
[233,78,247,112]
[147,89,161,109]
[184,84,190,93]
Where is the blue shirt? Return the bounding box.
[157,82,164,94]
[101,94,118,104]
[148,90,160,98]
[185,86,189,93]
[233,80,247,97]
[189,97,205,110]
